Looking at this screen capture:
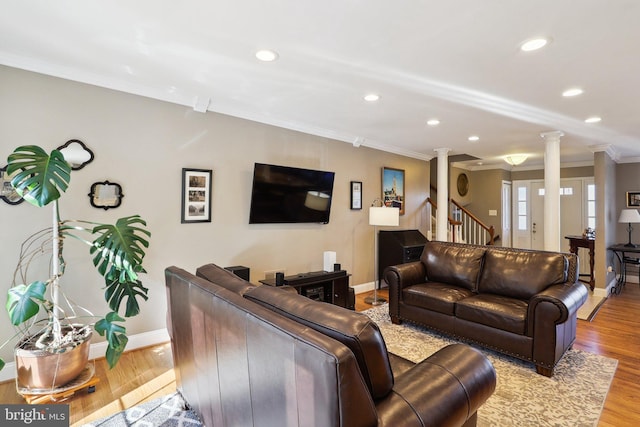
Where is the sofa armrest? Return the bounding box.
[527,282,588,329]
[376,344,496,427]
[384,262,426,323]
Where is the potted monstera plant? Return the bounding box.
[0,145,150,390]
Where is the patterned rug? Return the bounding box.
[363,304,618,427]
[82,392,201,427]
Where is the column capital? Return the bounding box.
[540,130,564,141]
[433,147,452,156]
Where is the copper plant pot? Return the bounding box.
[15,331,92,391]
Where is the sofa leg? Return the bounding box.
[536,365,553,377]
[390,315,402,325]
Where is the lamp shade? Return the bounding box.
[618,208,640,223]
[369,206,399,226]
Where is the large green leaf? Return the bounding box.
[90,215,150,284]
[94,311,128,369]
[6,145,71,207]
[104,277,149,317]
[6,281,47,325]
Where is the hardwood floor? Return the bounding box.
[0,285,638,426]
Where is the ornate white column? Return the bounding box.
[434,148,451,242]
[541,131,564,251]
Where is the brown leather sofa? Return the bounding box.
[384,241,589,377]
[165,264,497,427]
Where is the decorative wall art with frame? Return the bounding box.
[89,180,123,210]
[457,173,469,197]
[0,165,24,205]
[350,181,362,210]
[626,191,640,207]
[182,168,212,223]
[382,167,405,215]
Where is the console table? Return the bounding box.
[565,235,595,291]
[260,270,353,309]
[607,244,640,295]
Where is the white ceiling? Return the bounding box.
[2,1,640,169]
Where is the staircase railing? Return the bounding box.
[426,194,496,245]
[450,199,496,245]
[426,197,463,243]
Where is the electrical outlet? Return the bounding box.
[489,209,498,216]
[607,265,613,273]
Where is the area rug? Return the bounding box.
[363,304,618,427]
[82,392,201,427]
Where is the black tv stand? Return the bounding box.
[260,270,353,309]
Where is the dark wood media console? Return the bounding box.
[259,270,353,309]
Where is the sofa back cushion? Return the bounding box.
[478,249,568,299]
[245,284,394,400]
[196,263,256,295]
[421,242,486,291]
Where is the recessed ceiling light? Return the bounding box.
[520,37,550,52]
[562,88,583,97]
[364,93,380,102]
[585,116,602,124]
[255,49,279,62]
[468,135,480,142]
[427,119,440,126]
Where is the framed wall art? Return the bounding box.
[181,168,212,223]
[382,167,405,215]
[626,191,640,208]
[350,181,362,210]
[0,165,24,205]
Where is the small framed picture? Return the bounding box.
[626,191,640,208]
[382,167,405,215]
[0,165,24,205]
[181,168,212,223]
[350,181,362,210]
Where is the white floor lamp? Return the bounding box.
[365,201,400,305]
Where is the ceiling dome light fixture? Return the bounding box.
[427,119,440,126]
[585,116,602,124]
[468,135,480,142]
[255,49,279,62]
[504,154,528,166]
[520,37,550,52]
[364,93,380,102]
[562,88,584,97]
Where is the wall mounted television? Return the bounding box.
[249,163,336,224]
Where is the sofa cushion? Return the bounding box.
[421,243,486,291]
[244,284,394,400]
[478,250,568,300]
[196,263,256,295]
[403,283,474,315]
[455,294,528,335]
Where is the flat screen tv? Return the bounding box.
[249,163,336,224]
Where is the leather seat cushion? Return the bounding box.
[244,284,394,400]
[455,294,528,335]
[478,250,568,299]
[421,243,486,291]
[403,283,474,315]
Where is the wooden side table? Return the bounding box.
[565,235,595,291]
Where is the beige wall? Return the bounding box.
[595,152,618,292]
[0,66,429,361]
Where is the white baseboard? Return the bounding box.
[0,328,170,383]
[352,281,375,294]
